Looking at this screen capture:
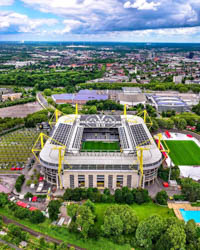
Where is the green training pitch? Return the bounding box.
[81,141,120,152]
[163,140,200,166]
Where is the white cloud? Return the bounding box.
[21,0,120,15]
[0,11,58,33]
[171,3,197,23]
[55,20,84,34]
[124,0,160,10]
[0,0,14,6]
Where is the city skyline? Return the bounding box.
[0,0,200,42]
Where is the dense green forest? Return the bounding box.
[0,69,104,91]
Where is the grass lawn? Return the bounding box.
[81,141,120,152]
[94,202,175,227]
[163,140,200,166]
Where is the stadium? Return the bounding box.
[38,113,162,190]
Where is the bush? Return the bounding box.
[30,210,45,224]
[63,187,150,205]
[48,200,61,221]
[155,190,168,205]
[0,193,8,207]
[173,194,186,201]
[15,175,25,193]
[24,192,33,199]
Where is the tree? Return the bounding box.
[124,192,134,205]
[151,119,159,131]
[48,200,61,221]
[15,175,25,193]
[177,118,187,130]
[155,190,168,205]
[114,189,123,203]
[30,210,45,224]
[39,237,46,248]
[0,193,8,207]
[63,188,72,200]
[185,219,197,244]
[84,199,95,213]
[67,204,79,222]
[196,122,200,132]
[88,106,97,114]
[57,243,69,250]
[102,213,123,237]
[136,215,164,249]
[101,205,138,237]
[43,88,52,96]
[76,205,95,239]
[161,224,186,250]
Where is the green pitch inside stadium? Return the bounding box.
[81,141,120,152]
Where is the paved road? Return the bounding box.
[1,215,86,250]
[0,238,20,250]
[37,93,49,110]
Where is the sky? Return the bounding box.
[0,0,200,42]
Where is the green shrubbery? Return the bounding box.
[0,97,36,109]
[63,187,150,205]
[181,178,200,202]
[155,190,168,205]
[15,175,25,193]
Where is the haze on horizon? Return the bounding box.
[0,0,200,42]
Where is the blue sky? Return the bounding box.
[0,0,200,42]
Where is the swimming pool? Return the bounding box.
[180,208,200,223]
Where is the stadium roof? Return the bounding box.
[122,87,142,93]
[152,95,187,107]
[52,89,108,103]
[118,93,146,103]
[40,114,162,168]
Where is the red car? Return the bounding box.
[11,167,16,171]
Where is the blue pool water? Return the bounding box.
[180,208,200,223]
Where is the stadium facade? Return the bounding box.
[39,114,162,189]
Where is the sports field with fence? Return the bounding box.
[163,140,200,165]
[81,141,120,152]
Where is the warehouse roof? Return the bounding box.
[52,89,108,102]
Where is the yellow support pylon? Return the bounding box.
[75,103,78,117]
[137,109,153,128]
[47,187,51,201]
[136,146,149,188]
[52,145,66,190]
[154,133,170,163]
[157,133,162,150]
[124,104,127,117]
[32,133,66,189]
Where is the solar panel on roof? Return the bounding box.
[51,123,72,145]
[130,124,150,146]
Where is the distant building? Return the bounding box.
[2,93,22,102]
[122,87,142,94]
[185,79,200,84]
[149,95,189,112]
[52,89,108,105]
[188,52,194,59]
[118,87,146,107]
[173,75,184,84]
[118,94,146,107]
